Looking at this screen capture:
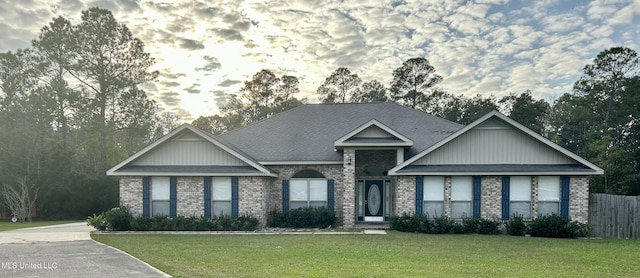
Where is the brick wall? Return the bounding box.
[238,176,271,225]
[342,148,356,227]
[394,176,415,214]
[569,176,589,223]
[119,176,143,216]
[176,177,204,217]
[480,176,502,219]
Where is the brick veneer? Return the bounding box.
[390,175,590,223]
[269,164,345,225]
[238,176,271,224]
[118,174,591,227]
[119,176,143,215]
[176,176,204,216]
[569,176,589,223]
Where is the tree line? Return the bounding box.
[0,8,177,219]
[0,8,638,220]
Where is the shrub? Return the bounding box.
[571,221,593,238]
[476,218,501,235]
[88,208,261,231]
[462,218,480,234]
[430,215,463,234]
[87,213,108,231]
[505,213,527,236]
[528,213,587,238]
[103,207,133,231]
[268,207,336,229]
[389,212,419,232]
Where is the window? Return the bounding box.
[151,177,170,216]
[538,176,560,216]
[211,177,232,216]
[290,179,327,209]
[451,176,472,219]
[510,176,531,218]
[423,176,444,218]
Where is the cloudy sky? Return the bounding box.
[1,0,638,121]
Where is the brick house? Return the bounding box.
[107,102,603,227]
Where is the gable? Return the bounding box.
[131,129,249,166]
[334,119,413,148]
[352,125,395,138]
[107,124,277,177]
[413,123,576,165]
[390,111,604,175]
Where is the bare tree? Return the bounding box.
[1,177,39,223]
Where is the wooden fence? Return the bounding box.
[589,193,640,239]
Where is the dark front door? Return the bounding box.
[365,180,384,218]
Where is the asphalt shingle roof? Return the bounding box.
[219,102,463,162]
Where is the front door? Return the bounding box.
[364,180,384,221]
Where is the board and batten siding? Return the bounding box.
[132,130,249,166]
[415,125,576,165]
[353,125,393,138]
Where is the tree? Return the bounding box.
[351,80,388,103]
[390,57,442,109]
[1,177,38,223]
[500,90,550,134]
[0,7,164,219]
[65,7,159,171]
[317,67,362,103]
[195,69,304,135]
[574,47,639,131]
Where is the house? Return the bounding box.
[107,102,603,227]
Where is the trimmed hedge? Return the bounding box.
[268,207,336,228]
[390,213,500,234]
[505,213,527,236]
[87,207,260,231]
[528,213,592,238]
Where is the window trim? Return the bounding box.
[509,176,532,219]
[151,177,171,216]
[451,176,473,219]
[211,177,232,216]
[422,176,444,218]
[537,176,561,217]
[289,178,328,209]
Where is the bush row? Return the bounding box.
[390,212,592,238]
[268,207,336,228]
[389,213,501,234]
[87,207,260,231]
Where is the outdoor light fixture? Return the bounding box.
[347,157,352,165]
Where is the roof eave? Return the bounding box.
[108,171,278,177]
[389,170,601,176]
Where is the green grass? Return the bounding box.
[0,220,79,231]
[92,232,640,277]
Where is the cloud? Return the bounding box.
[210,28,244,41]
[219,79,242,87]
[177,37,204,50]
[185,83,200,94]
[195,55,222,71]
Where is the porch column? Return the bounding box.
[342,148,356,228]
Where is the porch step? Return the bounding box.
[354,222,390,230]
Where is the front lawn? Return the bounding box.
[0,220,78,232]
[92,232,640,277]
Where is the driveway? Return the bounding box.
[0,222,170,277]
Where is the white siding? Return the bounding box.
[415,127,576,165]
[353,125,392,138]
[132,131,249,166]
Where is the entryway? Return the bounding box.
[357,179,391,222]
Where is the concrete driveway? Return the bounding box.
[0,222,170,277]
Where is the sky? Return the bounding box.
[0,0,638,122]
